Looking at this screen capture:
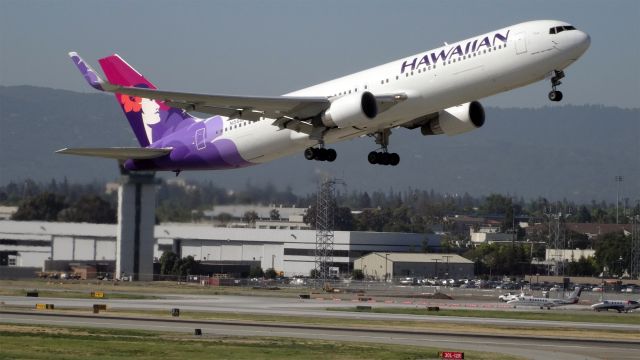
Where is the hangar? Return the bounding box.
[0,220,440,278]
[354,252,474,281]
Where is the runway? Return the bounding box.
[1,311,638,360]
[1,294,638,331]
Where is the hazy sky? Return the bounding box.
[1,0,639,108]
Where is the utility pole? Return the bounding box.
[442,255,453,278]
[615,176,623,224]
[433,259,440,279]
[630,201,640,279]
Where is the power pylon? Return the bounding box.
[314,178,343,285]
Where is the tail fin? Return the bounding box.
[69,52,196,147]
[568,286,582,303]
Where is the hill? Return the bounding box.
[0,86,638,202]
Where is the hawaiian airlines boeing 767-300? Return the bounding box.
[58,20,590,173]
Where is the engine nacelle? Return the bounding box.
[321,91,378,128]
[421,101,485,136]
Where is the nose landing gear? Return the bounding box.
[548,70,564,102]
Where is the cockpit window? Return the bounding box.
[549,25,577,34]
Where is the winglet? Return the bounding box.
[68,52,116,91]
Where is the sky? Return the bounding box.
[1,0,639,108]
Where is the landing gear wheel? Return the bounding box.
[326,149,337,162]
[368,151,379,164]
[316,148,327,161]
[548,90,563,102]
[304,148,315,160]
[389,153,400,166]
[379,152,391,165]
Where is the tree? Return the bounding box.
[269,209,280,220]
[576,205,592,223]
[595,231,630,276]
[264,268,277,279]
[12,192,67,221]
[309,268,320,278]
[57,195,116,223]
[249,265,264,278]
[216,212,232,225]
[159,251,179,275]
[243,210,259,225]
[351,269,364,280]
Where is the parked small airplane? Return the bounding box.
[591,300,640,313]
[58,20,590,173]
[508,287,582,309]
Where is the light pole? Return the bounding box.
[385,253,390,282]
[615,176,623,224]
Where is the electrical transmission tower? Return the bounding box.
[314,178,343,285]
[630,202,640,279]
[544,204,572,276]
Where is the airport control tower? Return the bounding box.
[116,171,157,281]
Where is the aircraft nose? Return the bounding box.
[577,30,591,52]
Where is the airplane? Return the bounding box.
[507,286,582,309]
[591,299,640,313]
[58,20,590,173]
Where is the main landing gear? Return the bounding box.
[548,70,564,102]
[368,129,400,166]
[304,146,337,162]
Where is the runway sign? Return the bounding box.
[91,291,104,298]
[439,351,464,359]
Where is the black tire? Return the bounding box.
[368,151,378,164]
[379,152,391,165]
[304,148,315,160]
[316,148,327,161]
[548,90,563,102]
[389,153,400,166]
[326,149,337,162]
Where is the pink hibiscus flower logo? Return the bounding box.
[120,94,142,112]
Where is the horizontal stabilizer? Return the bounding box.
[56,147,172,160]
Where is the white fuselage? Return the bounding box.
[591,300,640,312]
[508,296,572,308]
[217,20,590,164]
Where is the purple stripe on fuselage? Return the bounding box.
[123,115,253,171]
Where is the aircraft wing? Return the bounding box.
[56,147,172,160]
[69,52,408,136]
[109,86,331,122]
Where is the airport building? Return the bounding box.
[0,220,440,278]
[354,252,474,281]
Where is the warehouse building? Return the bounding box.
[0,220,440,278]
[354,252,474,281]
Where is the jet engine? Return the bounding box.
[421,101,485,136]
[321,91,378,128]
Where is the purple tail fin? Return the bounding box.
[98,55,197,147]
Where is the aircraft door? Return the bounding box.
[515,32,527,54]
[195,127,206,150]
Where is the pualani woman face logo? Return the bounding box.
[141,97,161,143]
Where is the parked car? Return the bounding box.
[498,292,522,302]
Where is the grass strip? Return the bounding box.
[0,323,521,360]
